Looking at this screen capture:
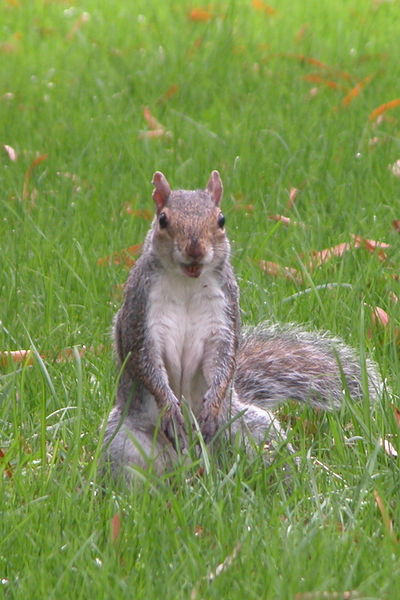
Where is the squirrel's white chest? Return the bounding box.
[147,272,227,413]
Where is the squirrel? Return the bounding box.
[102,171,382,482]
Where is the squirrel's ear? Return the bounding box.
[152,171,171,211]
[206,170,223,206]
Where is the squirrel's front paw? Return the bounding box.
[161,402,187,453]
[199,397,220,442]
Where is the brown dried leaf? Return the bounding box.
[352,234,390,261]
[392,220,400,233]
[373,489,397,542]
[3,144,17,161]
[0,350,35,366]
[369,98,400,122]
[252,0,277,16]
[157,84,179,104]
[268,214,304,227]
[66,11,90,40]
[188,8,213,22]
[110,513,121,543]
[123,203,153,220]
[194,525,204,537]
[0,448,13,478]
[391,404,400,428]
[97,244,142,268]
[302,74,340,89]
[310,242,352,268]
[371,306,389,327]
[22,154,48,201]
[259,260,302,283]
[342,75,373,107]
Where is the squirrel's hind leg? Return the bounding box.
[101,407,178,484]
[221,392,296,465]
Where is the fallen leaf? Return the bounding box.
[3,144,17,161]
[369,98,400,122]
[371,306,389,327]
[295,23,310,42]
[310,242,352,268]
[288,187,299,209]
[342,75,373,107]
[110,513,121,543]
[268,214,304,227]
[194,525,204,537]
[268,214,292,225]
[391,404,400,428]
[97,244,142,268]
[0,350,35,366]
[373,489,397,542]
[0,449,13,478]
[22,154,48,201]
[157,84,179,104]
[352,234,390,261]
[379,437,398,458]
[140,107,171,139]
[259,260,302,283]
[392,220,400,233]
[388,291,399,304]
[302,74,340,89]
[389,160,400,177]
[66,11,90,40]
[252,0,277,16]
[188,8,213,22]
[123,203,153,220]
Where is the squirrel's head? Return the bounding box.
[151,171,229,278]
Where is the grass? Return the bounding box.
[1,0,400,597]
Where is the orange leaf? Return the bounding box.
[310,242,352,268]
[22,154,48,201]
[252,0,277,16]
[391,404,400,428]
[143,107,163,131]
[288,186,299,209]
[0,350,35,366]
[302,74,340,89]
[123,204,153,220]
[259,260,302,283]
[392,220,400,233]
[110,513,121,543]
[0,448,13,478]
[268,214,292,225]
[188,8,213,22]
[66,11,90,40]
[157,84,179,104]
[3,144,17,161]
[369,98,400,122]
[97,244,142,268]
[352,234,389,261]
[342,75,372,107]
[371,306,389,327]
[373,490,397,542]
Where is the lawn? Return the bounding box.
[1,0,400,598]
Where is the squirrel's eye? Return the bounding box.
[159,212,168,229]
[217,213,225,229]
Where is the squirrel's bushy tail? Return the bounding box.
[234,322,382,410]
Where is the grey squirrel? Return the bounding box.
[102,171,382,482]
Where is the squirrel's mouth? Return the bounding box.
[181,263,202,278]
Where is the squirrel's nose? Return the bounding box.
[186,238,204,261]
